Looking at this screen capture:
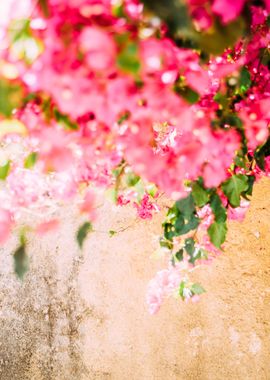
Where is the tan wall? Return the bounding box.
[0,179,270,380]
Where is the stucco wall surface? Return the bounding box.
[0,179,270,380]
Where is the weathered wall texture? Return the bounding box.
[0,179,270,380]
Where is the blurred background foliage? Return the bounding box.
[142,0,248,55]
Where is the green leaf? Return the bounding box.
[159,237,173,250]
[254,138,270,169]
[117,111,130,125]
[24,152,38,169]
[191,283,206,295]
[182,215,200,234]
[125,172,140,187]
[163,222,176,241]
[171,255,176,267]
[184,237,195,256]
[245,175,255,197]
[221,174,249,208]
[207,221,227,248]
[9,19,31,43]
[174,214,184,233]
[196,248,208,261]
[53,109,78,130]
[176,193,195,218]
[260,48,270,68]
[146,183,158,198]
[234,152,248,169]
[175,248,184,261]
[117,42,140,74]
[113,3,126,18]
[222,114,243,128]
[192,181,209,208]
[112,167,122,178]
[175,86,200,104]
[185,237,197,264]
[76,222,93,249]
[0,161,10,180]
[109,230,117,237]
[0,79,24,117]
[179,281,186,300]
[239,67,251,94]
[210,193,227,223]
[105,188,118,204]
[22,92,38,106]
[213,92,229,109]
[13,242,29,280]
[164,194,199,238]
[174,214,199,236]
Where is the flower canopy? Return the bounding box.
[0,0,270,312]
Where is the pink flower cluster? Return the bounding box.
[146,262,187,314]
[133,194,159,219]
[188,0,270,25]
[0,0,270,311]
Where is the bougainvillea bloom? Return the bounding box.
[0,0,270,313]
[0,209,13,245]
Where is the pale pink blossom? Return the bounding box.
[36,219,60,235]
[146,266,181,314]
[0,209,13,245]
[228,200,250,221]
[79,27,116,71]
[80,190,97,220]
[212,0,246,24]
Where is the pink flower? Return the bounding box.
[36,219,60,235]
[124,0,143,20]
[214,1,270,23]
[191,6,212,31]
[201,235,222,256]
[80,190,97,220]
[212,0,246,24]
[79,27,116,71]
[228,199,250,221]
[197,205,214,229]
[0,209,13,245]
[239,100,270,150]
[117,194,130,206]
[7,168,46,207]
[34,128,75,172]
[50,172,77,200]
[146,261,189,314]
[146,266,180,314]
[191,295,200,303]
[265,0,270,11]
[146,289,163,315]
[1,0,270,308]
[185,68,210,95]
[140,38,180,80]
[203,162,228,188]
[133,194,159,219]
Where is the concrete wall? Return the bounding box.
[0,179,270,380]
